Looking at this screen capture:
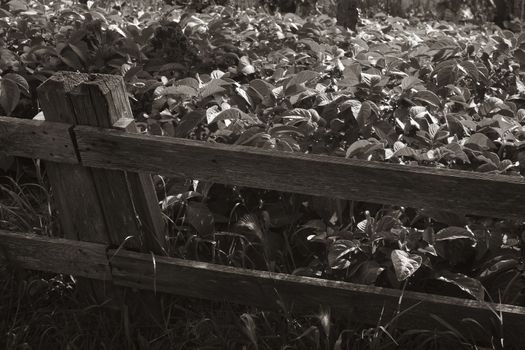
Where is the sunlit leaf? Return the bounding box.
[437,271,484,300]
[286,70,320,88]
[162,85,198,97]
[391,250,422,281]
[328,240,359,270]
[412,90,441,108]
[199,79,230,99]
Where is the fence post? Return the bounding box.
[37,72,166,308]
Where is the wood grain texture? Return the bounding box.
[65,74,141,250]
[74,126,525,220]
[0,116,78,164]
[113,118,166,255]
[109,248,525,347]
[44,163,110,242]
[66,74,165,254]
[0,230,110,280]
[38,73,108,243]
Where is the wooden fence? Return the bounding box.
[2,72,525,347]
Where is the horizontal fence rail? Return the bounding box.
[1,230,524,347]
[2,116,525,219]
[0,117,78,164]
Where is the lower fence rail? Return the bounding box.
[1,230,524,348]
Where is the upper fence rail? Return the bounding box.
[2,115,525,220]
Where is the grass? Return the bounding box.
[1,265,490,349]
[0,160,54,236]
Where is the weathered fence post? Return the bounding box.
[37,72,166,311]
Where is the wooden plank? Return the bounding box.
[0,116,78,164]
[63,74,140,250]
[0,230,110,280]
[113,118,166,255]
[37,73,108,244]
[74,126,525,220]
[109,248,525,347]
[65,74,165,254]
[44,163,111,242]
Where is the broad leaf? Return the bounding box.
[3,73,29,94]
[401,76,423,91]
[174,110,206,137]
[391,250,422,281]
[286,70,320,88]
[199,79,229,99]
[185,201,215,236]
[464,133,496,151]
[412,90,441,108]
[435,226,475,241]
[0,78,20,116]
[328,240,359,270]
[459,60,480,81]
[209,108,247,124]
[249,79,274,100]
[174,77,200,90]
[437,271,484,300]
[351,260,385,285]
[162,85,198,97]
